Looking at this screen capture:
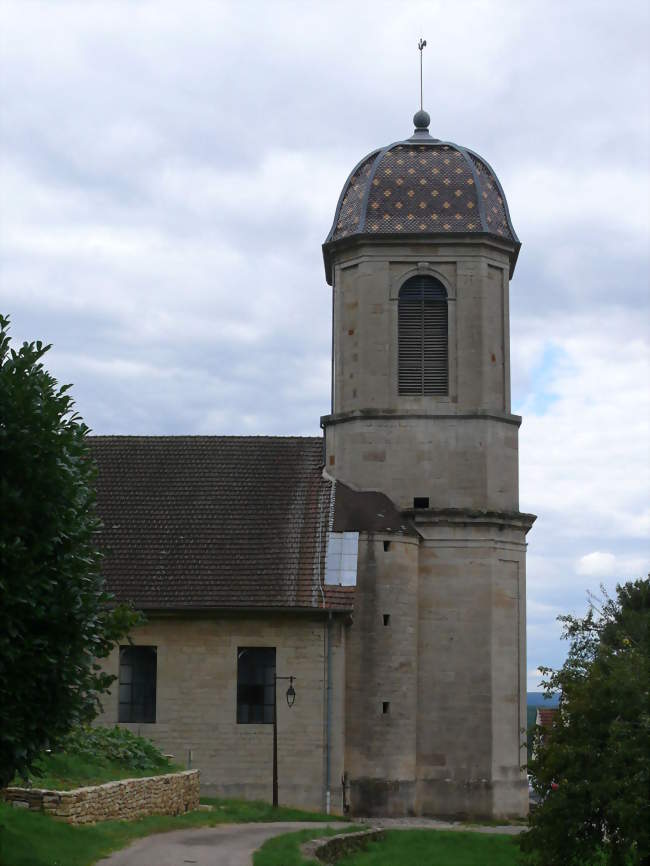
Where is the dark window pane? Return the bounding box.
[118,684,132,703]
[118,646,156,723]
[237,647,276,724]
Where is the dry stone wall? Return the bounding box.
[301,829,386,863]
[2,769,199,824]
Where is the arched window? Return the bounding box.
[398,275,448,395]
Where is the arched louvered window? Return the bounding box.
[398,275,448,395]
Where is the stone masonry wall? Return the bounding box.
[95,614,346,813]
[2,769,199,824]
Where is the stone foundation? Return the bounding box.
[2,769,199,824]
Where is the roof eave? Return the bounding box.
[323,232,521,284]
[105,602,354,616]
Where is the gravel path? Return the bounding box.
[94,821,348,866]
[93,816,524,866]
[363,816,526,835]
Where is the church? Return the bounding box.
[92,108,535,819]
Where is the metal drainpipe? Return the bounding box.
[326,611,333,814]
[330,270,335,415]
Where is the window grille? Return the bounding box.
[237,647,276,724]
[118,646,157,723]
[398,275,448,395]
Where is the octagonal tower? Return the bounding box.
[323,112,535,819]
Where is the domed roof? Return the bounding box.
[323,113,520,283]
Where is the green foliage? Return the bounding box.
[59,725,172,772]
[521,578,650,866]
[0,315,141,789]
[527,705,537,761]
[13,726,178,790]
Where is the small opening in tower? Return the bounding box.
[383,540,390,552]
[382,701,390,714]
[383,614,390,626]
[414,497,429,509]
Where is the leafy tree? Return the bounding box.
[521,578,650,866]
[0,315,139,789]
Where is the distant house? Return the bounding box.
[535,707,559,730]
[533,707,559,760]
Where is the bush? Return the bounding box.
[0,315,140,788]
[521,578,650,866]
[56,726,173,773]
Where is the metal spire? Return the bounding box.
[412,38,431,137]
[418,38,427,111]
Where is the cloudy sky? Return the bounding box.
[1,0,648,689]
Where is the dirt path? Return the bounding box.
[94,821,347,866]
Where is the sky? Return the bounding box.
[1,0,648,690]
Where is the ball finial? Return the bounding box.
[413,109,430,130]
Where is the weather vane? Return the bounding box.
[418,38,427,111]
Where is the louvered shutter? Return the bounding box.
[398,276,448,395]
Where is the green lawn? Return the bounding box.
[9,752,183,791]
[334,829,519,866]
[0,797,341,866]
[253,827,520,866]
[253,826,363,866]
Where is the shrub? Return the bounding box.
[57,725,173,773]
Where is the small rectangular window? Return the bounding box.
[383,540,391,552]
[382,701,390,714]
[413,497,429,509]
[383,614,391,626]
[237,647,276,724]
[118,646,157,723]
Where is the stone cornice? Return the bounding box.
[405,506,537,534]
[321,408,522,427]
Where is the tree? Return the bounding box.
[521,578,650,866]
[0,315,139,789]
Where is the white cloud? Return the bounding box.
[519,323,650,541]
[527,669,547,692]
[512,166,650,238]
[0,0,648,683]
[576,551,649,579]
[576,551,617,577]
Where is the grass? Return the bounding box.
[333,829,520,866]
[10,726,179,791]
[253,826,522,866]
[9,751,183,791]
[253,826,363,866]
[0,797,343,866]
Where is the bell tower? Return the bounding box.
[323,110,535,818]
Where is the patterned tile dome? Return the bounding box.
[323,115,520,282]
